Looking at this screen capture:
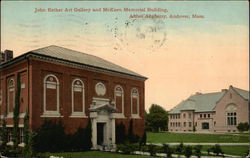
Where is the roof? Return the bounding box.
[1,45,147,80]
[169,92,226,114]
[232,87,249,100]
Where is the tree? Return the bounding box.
[237,122,250,132]
[13,73,21,149]
[146,104,168,132]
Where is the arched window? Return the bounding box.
[114,85,124,117]
[7,79,15,116]
[70,79,85,117]
[131,88,139,118]
[42,74,60,117]
[226,103,237,126]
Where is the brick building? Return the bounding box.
[168,86,249,133]
[0,45,147,149]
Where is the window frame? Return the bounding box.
[131,88,140,118]
[41,74,61,117]
[70,78,86,118]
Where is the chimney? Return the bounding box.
[4,50,13,62]
[0,51,5,64]
[195,92,202,95]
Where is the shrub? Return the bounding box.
[184,146,192,158]
[116,122,127,144]
[148,144,157,156]
[237,122,250,132]
[117,142,138,154]
[194,145,202,158]
[211,144,223,156]
[33,120,92,153]
[0,118,8,151]
[207,148,211,155]
[140,145,148,152]
[33,120,65,152]
[162,144,173,158]
[140,130,147,145]
[176,142,184,154]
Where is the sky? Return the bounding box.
[1,1,249,111]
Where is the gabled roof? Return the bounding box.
[1,45,147,80]
[169,92,226,114]
[232,86,249,100]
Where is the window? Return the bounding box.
[131,88,139,118]
[208,114,210,118]
[183,113,186,119]
[70,79,85,117]
[204,114,206,118]
[188,113,191,119]
[178,122,181,127]
[202,122,209,129]
[7,79,15,117]
[42,74,61,117]
[184,122,186,127]
[189,122,192,127]
[227,112,237,125]
[226,104,237,126]
[200,114,202,118]
[114,85,124,117]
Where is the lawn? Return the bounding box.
[201,145,249,157]
[44,151,157,158]
[43,146,249,157]
[147,132,250,143]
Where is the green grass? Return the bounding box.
[201,145,249,157]
[147,132,250,143]
[44,151,157,158]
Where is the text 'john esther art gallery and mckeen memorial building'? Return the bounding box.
[0,45,147,149]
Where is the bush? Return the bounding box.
[116,122,127,144]
[176,142,184,154]
[211,144,223,156]
[237,122,250,132]
[148,144,157,156]
[194,145,202,158]
[162,144,173,158]
[33,120,92,153]
[117,142,138,154]
[184,146,192,158]
[33,120,65,152]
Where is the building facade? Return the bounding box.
[0,45,147,149]
[168,86,249,133]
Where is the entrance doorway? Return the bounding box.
[97,123,105,145]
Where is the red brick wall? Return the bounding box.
[30,59,145,136]
[1,58,145,138]
[0,60,29,126]
[20,71,28,113]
